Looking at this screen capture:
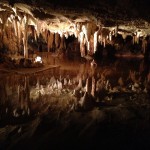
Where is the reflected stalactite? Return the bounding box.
[24,76,30,114]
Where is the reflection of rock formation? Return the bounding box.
[1,58,150,119]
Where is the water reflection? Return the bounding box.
[0,58,150,122]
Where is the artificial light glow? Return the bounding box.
[35,56,42,63]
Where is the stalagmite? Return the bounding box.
[57,79,62,90]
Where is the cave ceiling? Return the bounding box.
[0,0,150,38]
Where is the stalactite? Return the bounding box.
[17,21,21,51]
[79,32,86,57]
[82,25,88,41]
[33,27,37,41]
[89,36,94,54]
[45,29,48,42]
[47,31,54,52]
[36,21,40,38]
[55,33,60,49]
[41,30,45,42]
[115,25,118,37]
[94,31,98,53]
[85,78,89,93]
[132,35,135,45]
[74,30,79,38]
[2,12,7,44]
[98,35,101,43]
[23,15,29,59]
[87,41,90,51]
[15,17,21,52]
[109,32,112,41]
[103,38,106,48]
[122,33,127,41]
[13,17,18,36]
[100,34,103,45]
[59,34,65,50]
[80,42,86,57]
[135,35,138,44]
